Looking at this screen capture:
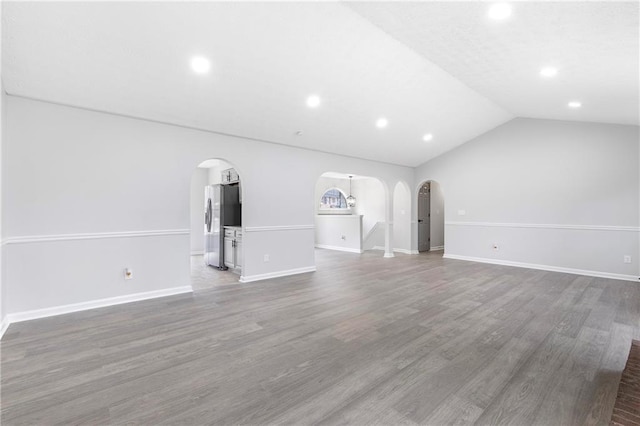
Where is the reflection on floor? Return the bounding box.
[190,254,240,290]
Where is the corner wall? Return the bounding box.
[0,2,6,336]
[415,117,640,280]
[429,181,445,249]
[189,168,209,255]
[2,96,413,319]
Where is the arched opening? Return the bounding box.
[393,181,412,254]
[417,180,445,254]
[190,158,243,289]
[313,171,386,257]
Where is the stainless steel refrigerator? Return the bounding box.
[204,183,241,269]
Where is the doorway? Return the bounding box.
[418,182,431,252]
[190,158,243,289]
[417,180,444,253]
[313,172,386,255]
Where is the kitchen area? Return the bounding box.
[191,159,243,288]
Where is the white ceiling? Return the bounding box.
[2,2,637,167]
[321,172,369,181]
[347,1,639,126]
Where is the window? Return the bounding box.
[320,188,348,210]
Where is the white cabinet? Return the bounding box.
[223,227,242,271]
[224,236,234,268]
[235,238,243,269]
[221,168,240,184]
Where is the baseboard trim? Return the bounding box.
[443,254,639,282]
[392,248,413,255]
[240,266,316,283]
[369,246,417,255]
[0,317,10,340]
[4,286,193,327]
[191,251,204,256]
[315,244,363,254]
[430,246,444,251]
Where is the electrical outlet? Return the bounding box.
[492,243,499,250]
[458,209,466,216]
[124,268,133,280]
[263,254,270,262]
[624,255,632,264]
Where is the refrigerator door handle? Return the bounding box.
[206,198,213,232]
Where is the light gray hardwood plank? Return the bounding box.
[1,249,638,425]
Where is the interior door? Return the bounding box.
[418,182,430,252]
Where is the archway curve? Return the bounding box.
[314,171,392,258]
[189,157,244,289]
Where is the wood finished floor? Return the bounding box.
[2,249,639,425]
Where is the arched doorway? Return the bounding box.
[190,158,243,289]
[417,180,445,253]
[313,171,387,256]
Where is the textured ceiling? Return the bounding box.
[2,2,637,168]
[347,1,639,126]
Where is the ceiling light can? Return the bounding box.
[191,56,211,74]
[488,3,512,20]
[306,95,321,108]
[540,67,558,77]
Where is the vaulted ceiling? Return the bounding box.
[2,2,638,167]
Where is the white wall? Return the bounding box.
[429,180,445,249]
[415,117,640,280]
[393,182,411,253]
[315,215,363,253]
[353,178,385,237]
[0,2,5,333]
[189,168,208,254]
[314,175,385,252]
[2,96,413,317]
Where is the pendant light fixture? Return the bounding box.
[346,175,356,207]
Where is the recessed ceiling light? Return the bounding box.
[540,67,558,78]
[423,134,434,142]
[190,56,210,74]
[306,95,321,108]
[376,118,388,128]
[568,101,582,108]
[488,3,512,20]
